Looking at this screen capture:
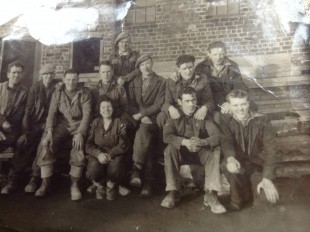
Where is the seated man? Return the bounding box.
[195,41,254,117]
[0,62,27,183]
[128,54,166,197]
[220,89,279,211]
[34,69,92,201]
[161,86,226,214]
[2,64,59,195]
[157,54,214,128]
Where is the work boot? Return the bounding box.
[204,190,227,214]
[95,185,106,200]
[106,182,117,201]
[87,183,96,194]
[161,191,180,209]
[25,176,40,193]
[35,177,51,198]
[118,185,131,196]
[140,181,152,198]
[70,177,82,201]
[130,167,141,188]
[1,180,17,195]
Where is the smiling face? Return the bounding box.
[178,93,197,116]
[99,64,114,84]
[139,58,153,76]
[209,47,226,66]
[64,73,79,92]
[100,101,113,119]
[228,97,250,120]
[118,37,131,53]
[7,66,23,87]
[42,72,55,87]
[177,62,195,81]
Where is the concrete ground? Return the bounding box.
[0,171,310,232]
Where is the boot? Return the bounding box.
[204,190,227,214]
[129,166,141,188]
[1,179,17,195]
[161,191,180,209]
[25,176,40,193]
[106,181,117,201]
[118,185,131,196]
[140,181,152,198]
[35,177,51,198]
[70,176,82,201]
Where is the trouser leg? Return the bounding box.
[107,156,125,184]
[86,157,106,183]
[164,144,182,191]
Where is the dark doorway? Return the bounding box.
[0,40,36,89]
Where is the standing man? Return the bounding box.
[220,89,279,211]
[34,69,92,201]
[2,64,60,195]
[161,86,226,214]
[128,54,166,197]
[195,41,253,116]
[110,31,140,88]
[0,62,27,192]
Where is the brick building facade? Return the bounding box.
[0,0,309,122]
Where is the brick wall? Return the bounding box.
[123,0,293,62]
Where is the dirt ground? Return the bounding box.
[0,172,310,232]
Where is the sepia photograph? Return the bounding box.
[0,0,309,231]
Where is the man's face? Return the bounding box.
[64,73,79,92]
[139,59,153,76]
[7,66,23,86]
[42,72,55,87]
[209,47,226,66]
[177,62,195,81]
[100,101,113,119]
[178,93,197,116]
[228,97,250,120]
[118,37,131,53]
[99,65,114,84]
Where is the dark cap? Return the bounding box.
[135,54,152,69]
[115,31,130,45]
[40,64,56,74]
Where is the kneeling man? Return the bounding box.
[220,89,279,211]
[161,86,226,214]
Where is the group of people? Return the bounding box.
[0,31,279,214]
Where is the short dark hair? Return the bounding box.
[178,86,197,100]
[64,69,79,77]
[208,41,226,52]
[7,61,24,73]
[97,95,114,113]
[99,60,113,70]
[226,89,249,102]
[176,54,195,67]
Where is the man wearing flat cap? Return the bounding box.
[110,31,140,90]
[127,54,166,197]
[1,64,60,195]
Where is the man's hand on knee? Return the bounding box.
[72,133,84,151]
[43,131,53,148]
[226,157,241,174]
[257,178,279,204]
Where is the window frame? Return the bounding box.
[206,0,241,17]
[125,0,156,26]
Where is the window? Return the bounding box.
[206,0,240,16]
[126,0,156,25]
[72,38,102,73]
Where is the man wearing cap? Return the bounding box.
[33,69,92,201]
[110,31,140,89]
[1,64,60,195]
[128,54,166,197]
[194,41,255,120]
[0,61,27,191]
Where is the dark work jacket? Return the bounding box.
[85,117,128,159]
[22,79,61,135]
[162,73,215,115]
[128,72,166,123]
[46,83,92,136]
[163,110,220,150]
[110,49,140,84]
[0,81,27,130]
[195,58,248,109]
[219,112,278,179]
